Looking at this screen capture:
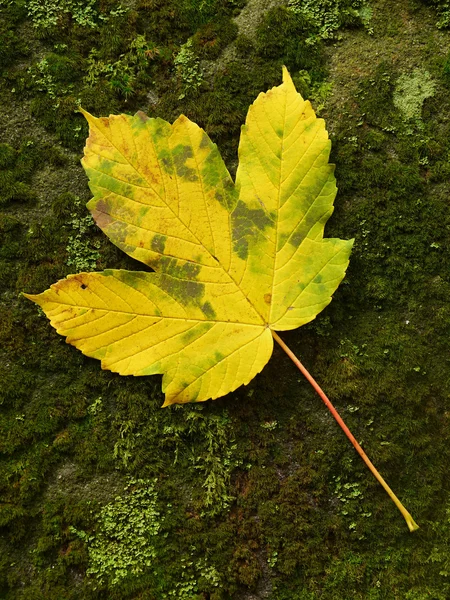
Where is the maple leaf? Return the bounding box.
[25,67,352,406]
[24,67,419,532]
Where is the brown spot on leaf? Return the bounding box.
[264,293,272,304]
[136,110,149,122]
[91,200,113,229]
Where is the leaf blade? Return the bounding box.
[82,110,237,273]
[25,271,272,404]
[269,238,353,330]
[232,66,353,331]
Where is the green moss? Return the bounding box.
[361,129,386,151]
[24,52,88,149]
[393,68,436,123]
[423,0,450,28]
[0,215,24,263]
[0,140,45,206]
[65,197,101,271]
[24,0,108,33]
[288,0,373,41]
[71,478,162,586]
[0,143,16,168]
[174,38,204,99]
[191,17,238,59]
[355,61,401,130]
[235,33,255,57]
[135,0,193,44]
[78,83,120,116]
[255,6,326,79]
[0,1,28,71]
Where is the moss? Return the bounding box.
[0,143,16,168]
[255,6,326,80]
[393,68,436,123]
[137,0,245,46]
[191,16,238,59]
[235,33,255,57]
[355,61,401,130]
[288,0,373,41]
[0,140,46,206]
[78,83,120,116]
[0,215,25,263]
[0,1,29,71]
[361,129,386,151]
[422,0,450,28]
[95,8,139,60]
[71,478,162,587]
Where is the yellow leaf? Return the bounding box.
[25,67,353,406]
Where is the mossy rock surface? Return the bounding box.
[1,0,450,598]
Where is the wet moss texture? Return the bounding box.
[1,0,450,598]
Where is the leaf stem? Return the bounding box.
[271,330,419,532]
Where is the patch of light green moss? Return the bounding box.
[393,68,436,123]
[25,0,129,29]
[164,556,221,599]
[288,0,373,43]
[25,0,99,29]
[70,478,162,586]
[174,39,203,99]
[66,197,100,271]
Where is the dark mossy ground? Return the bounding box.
[1,0,450,598]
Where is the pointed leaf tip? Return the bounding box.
[22,292,35,302]
[281,65,303,100]
[78,107,91,119]
[282,65,292,84]
[79,107,100,131]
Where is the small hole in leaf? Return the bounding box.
[81,284,87,289]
